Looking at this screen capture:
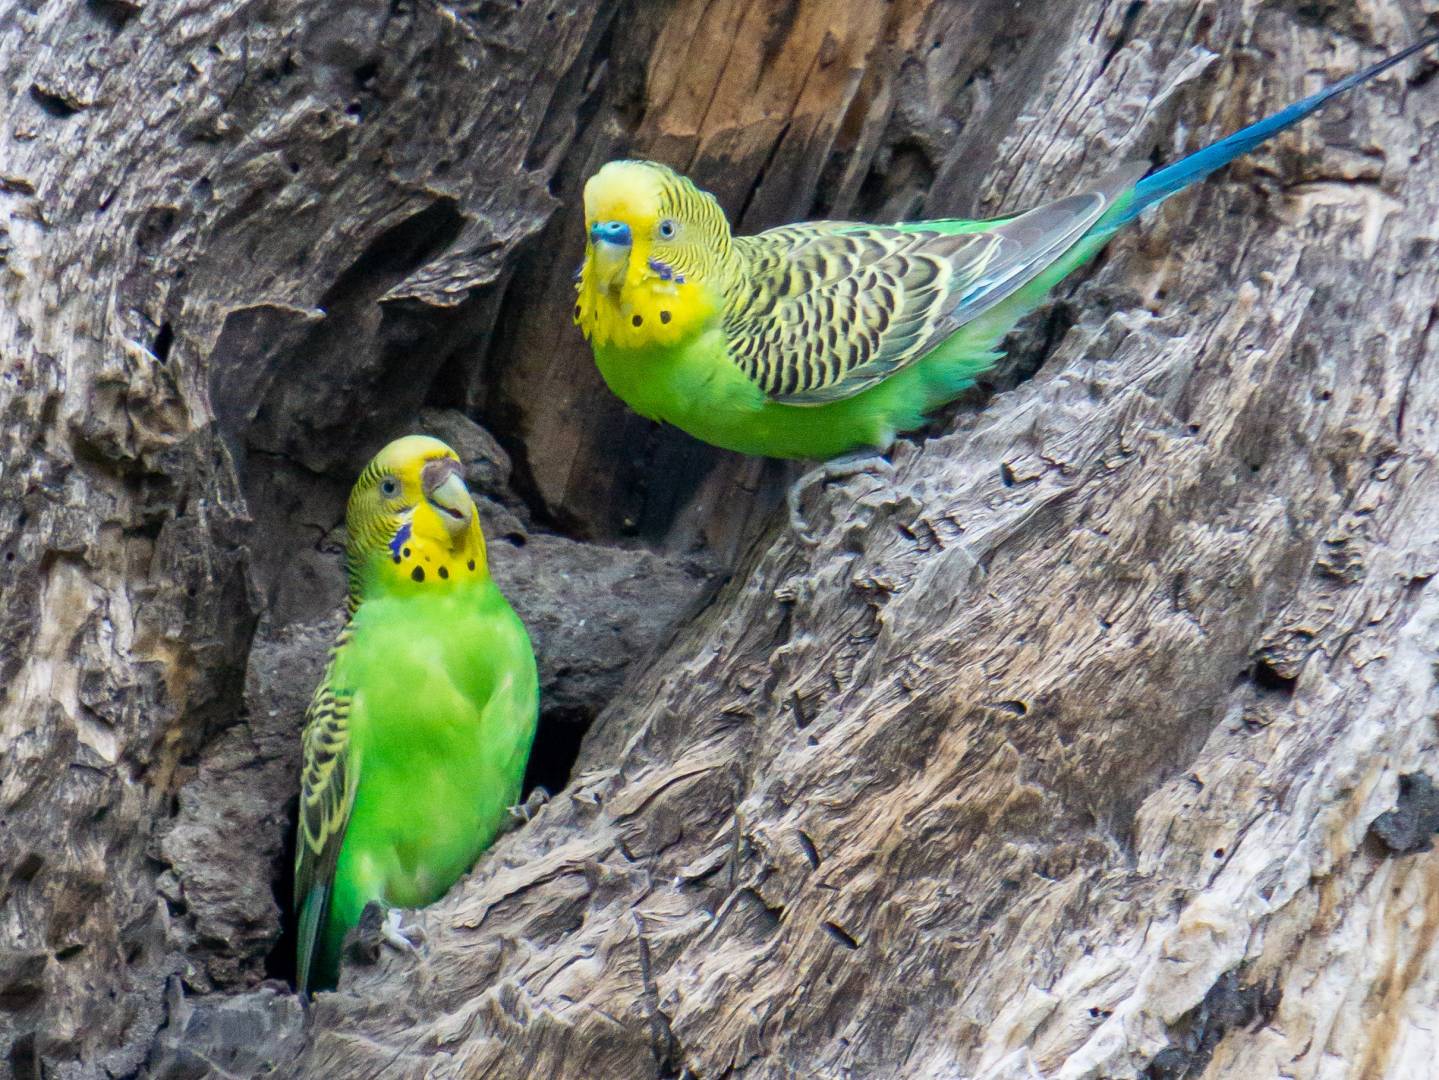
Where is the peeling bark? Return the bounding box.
[3,0,1438,1077]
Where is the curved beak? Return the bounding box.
[421,457,474,539]
[588,220,632,289]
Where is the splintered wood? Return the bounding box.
[2,0,1437,1076]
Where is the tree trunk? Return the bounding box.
[3,0,1438,1077]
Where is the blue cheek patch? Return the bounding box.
[648,257,675,282]
[389,521,412,561]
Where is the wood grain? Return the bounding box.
[303,2,1439,1077]
[3,0,1439,1076]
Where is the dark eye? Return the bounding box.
[380,478,398,497]
[658,219,676,239]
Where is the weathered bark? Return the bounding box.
[2,0,712,1072]
[3,0,1438,1077]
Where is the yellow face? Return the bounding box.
[575,160,727,349]
[345,435,488,597]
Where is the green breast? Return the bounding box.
[593,329,924,460]
[335,580,537,906]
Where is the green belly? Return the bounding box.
[318,583,537,985]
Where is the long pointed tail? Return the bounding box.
[1103,33,1438,228]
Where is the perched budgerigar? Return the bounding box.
[575,37,1437,462]
[294,435,538,996]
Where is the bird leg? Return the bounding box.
[346,901,424,968]
[786,450,895,544]
[380,907,425,952]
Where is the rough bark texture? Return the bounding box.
[2,0,1438,1077]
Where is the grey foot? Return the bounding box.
[786,450,895,544]
[346,902,424,968]
[380,907,424,952]
[499,786,551,837]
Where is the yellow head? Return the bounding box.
[575,160,736,349]
[344,435,488,602]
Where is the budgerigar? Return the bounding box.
[294,435,538,996]
[575,36,1437,462]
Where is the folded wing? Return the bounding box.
[726,163,1146,406]
[293,646,357,997]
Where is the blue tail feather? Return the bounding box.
[1106,33,1438,227]
[295,882,330,999]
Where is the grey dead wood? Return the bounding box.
[2,0,1438,1078]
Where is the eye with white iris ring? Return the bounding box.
[380,477,399,498]
[658,219,676,239]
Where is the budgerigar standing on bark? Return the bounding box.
[294,435,538,996]
[574,37,1437,465]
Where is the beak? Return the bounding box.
[590,220,632,246]
[588,220,632,289]
[421,457,474,538]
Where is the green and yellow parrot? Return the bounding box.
[294,435,538,996]
[575,37,1436,462]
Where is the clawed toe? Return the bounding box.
[380,908,423,953]
[346,901,422,967]
[501,786,551,835]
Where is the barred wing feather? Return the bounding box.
[726,163,1146,406]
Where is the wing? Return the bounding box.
[293,637,357,997]
[724,164,1147,405]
